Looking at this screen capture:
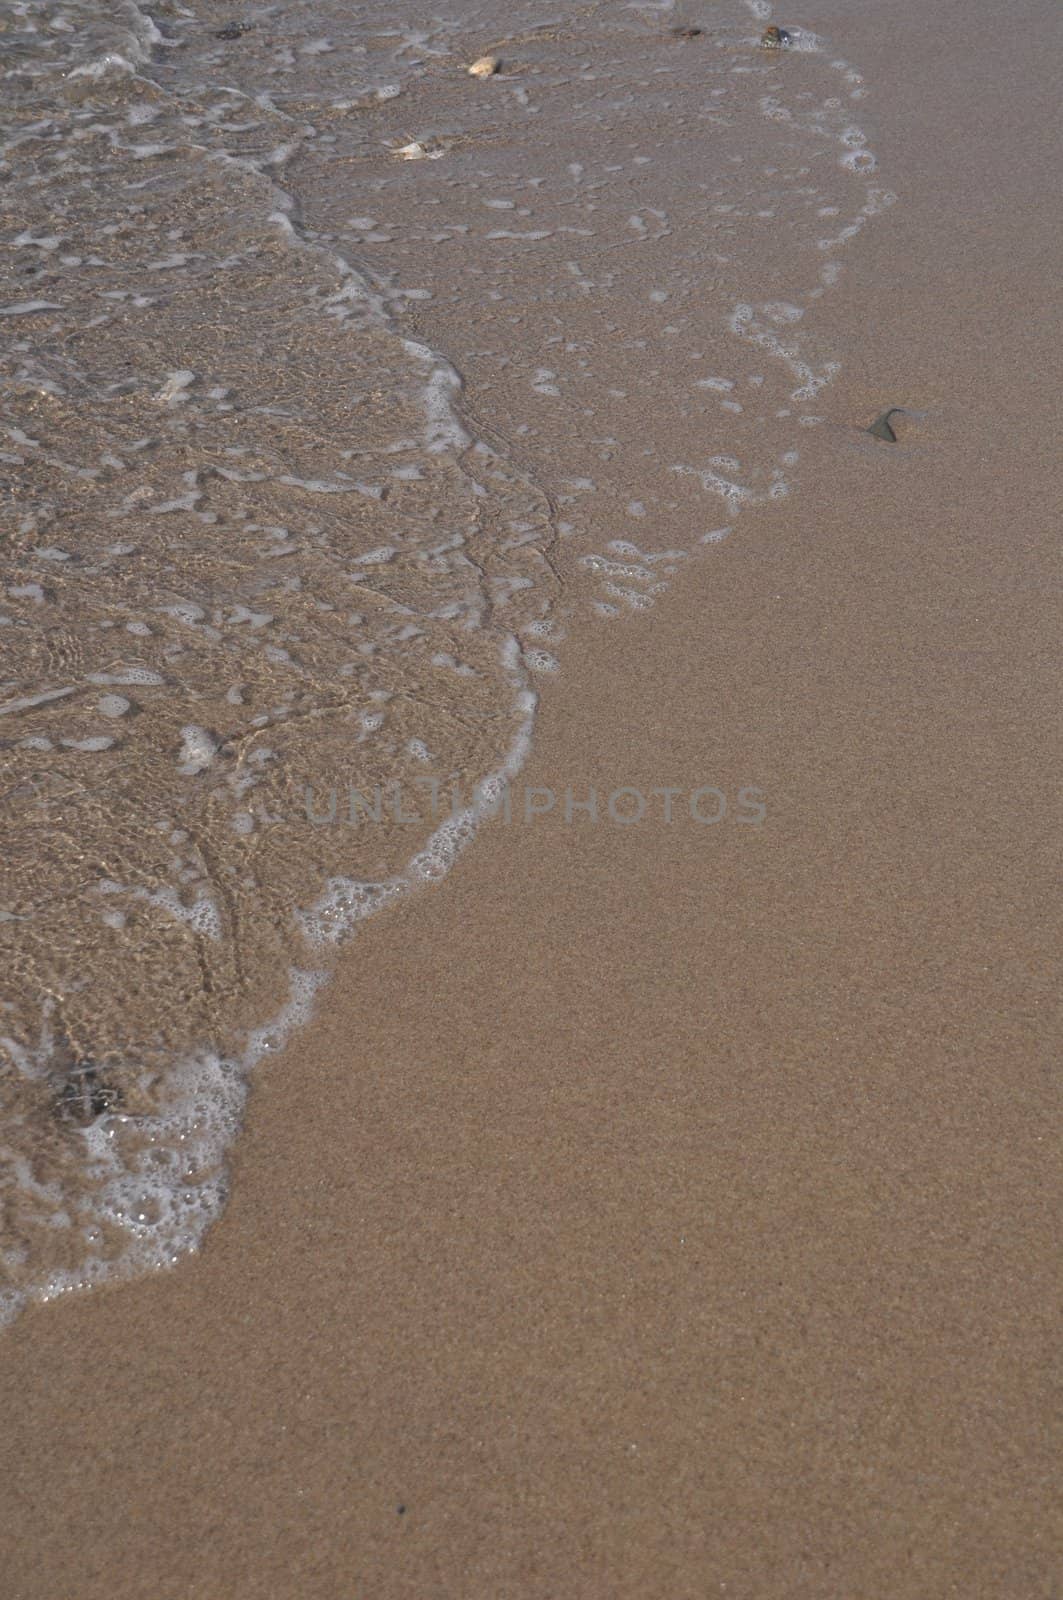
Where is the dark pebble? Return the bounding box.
[867,408,905,442]
[55,1060,120,1125]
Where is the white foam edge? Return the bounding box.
[1,639,538,1327]
[66,0,167,80]
[299,633,536,947]
[0,962,333,1328]
[203,150,473,463]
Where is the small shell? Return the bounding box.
[467,55,500,78]
[392,139,444,161]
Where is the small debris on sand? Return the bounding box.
[392,139,445,162]
[761,25,793,48]
[467,55,500,78]
[867,408,907,442]
[54,1059,119,1126]
[214,22,251,40]
[670,26,704,39]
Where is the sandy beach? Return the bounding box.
[2,0,1061,1595]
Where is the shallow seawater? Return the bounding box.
[0,0,894,1321]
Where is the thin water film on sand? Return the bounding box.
[1,0,893,1320]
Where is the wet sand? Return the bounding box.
[2,1,1061,1595]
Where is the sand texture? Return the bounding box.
[1,1,1060,1595]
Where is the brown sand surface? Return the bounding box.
[2,2,1060,1595]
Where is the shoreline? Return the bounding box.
[2,1,1061,1595]
[2,0,889,1323]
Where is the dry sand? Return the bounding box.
[2,1,1060,1595]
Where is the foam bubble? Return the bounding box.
[137,886,222,941]
[61,735,115,753]
[298,880,404,946]
[88,667,164,686]
[155,369,195,405]
[178,726,217,774]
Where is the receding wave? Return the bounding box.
[0,0,894,1323]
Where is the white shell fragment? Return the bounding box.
[392,139,444,162]
[467,55,500,78]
